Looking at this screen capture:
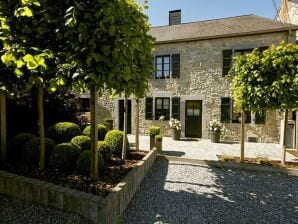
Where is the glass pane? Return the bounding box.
[156,64,162,70]
[156,71,162,78]
[156,98,162,106]
[193,101,200,109]
[164,56,170,64]
[164,64,170,71]
[163,99,169,106]
[156,57,162,64]
[232,112,241,123]
[194,109,200,116]
[164,70,170,78]
[187,109,193,116]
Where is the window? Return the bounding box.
[155,54,180,79]
[155,55,170,79]
[255,111,266,124]
[155,97,170,120]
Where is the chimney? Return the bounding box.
[169,10,181,25]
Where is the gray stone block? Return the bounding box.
[88,196,102,224]
[55,186,68,210]
[40,183,54,206]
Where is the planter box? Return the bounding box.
[209,131,220,143]
[170,129,181,140]
[0,149,157,224]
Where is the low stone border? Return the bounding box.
[0,149,157,224]
[157,155,298,177]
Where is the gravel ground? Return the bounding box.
[120,159,298,224]
[0,195,90,224]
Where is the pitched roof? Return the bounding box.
[149,15,298,43]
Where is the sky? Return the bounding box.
[138,0,282,27]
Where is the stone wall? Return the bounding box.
[97,32,289,143]
[279,0,298,40]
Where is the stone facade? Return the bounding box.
[279,0,298,40]
[96,32,292,143]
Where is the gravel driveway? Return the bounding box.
[0,195,90,224]
[120,159,298,224]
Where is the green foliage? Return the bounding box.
[23,137,56,165]
[49,143,80,171]
[148,126,160,137]
[97,141,112,162]
[9,133,36,156]
[83,124,108,141]
[104,130,129,157]
[76,150,105,174]
[47,122,81,144]
[229,42,298,112]
[155,134,162,142]
[71,135,91,151]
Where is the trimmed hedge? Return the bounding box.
[82,124,108,141]
[98,141,112,162]
[23,137,56,165]
[155,134,162,142]
[104,130,129,157]
[148,125,160,136]
[47,122,81,144]
[76,150,105,174]
[49,143,80,171]
[71,135,91,151]
[9,133,36,159]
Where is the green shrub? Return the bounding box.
[76,150,105,174]
[98,141,112,162]
[23,137,56,165]
[71,135,91,151]
[155,134,162,142]
[104,130,129,157]
[82,124,108,140]
[49,143,80,171]
[148,125,160,136]
[47,122,81,144]
[9,133,36,158]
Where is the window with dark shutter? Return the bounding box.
[255,110,266,124]
[221,97,231,123]
[145,97,153,120]
[155,97,170,120]
[172,54,180,78]
[172,97,180,119]
[222,50,232,77]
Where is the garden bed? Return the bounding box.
[0,151,146,197]
[217,154,298,169]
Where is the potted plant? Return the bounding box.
[209,120,221,143]
[148,125,160,150]
[155,134,163,154]
[169,118,181,140]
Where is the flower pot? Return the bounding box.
[150,135,156,150]
[171,129,181,140]
[155,140,162,154]
[210,131,220,143]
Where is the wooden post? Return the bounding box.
[38,86,45,169]
[122,95,128,160]
[281,110,288,165]
[135,98,139,151]
[296,111,298,152]
[240,111,245,162]
[90,86,99,178]
[0,93,7,162]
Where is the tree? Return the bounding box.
[64,0,154,177]
[230,43,298,164]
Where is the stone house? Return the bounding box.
[78,8,297,143]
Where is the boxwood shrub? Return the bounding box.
[9,133,36,159]
[49,143,80,171]
[148,125,160,137]
[76,150,105,174]
[98,141,112,162]
[82,124,108,141]
[47,122,81,144]
[104,130,129,157]
[71,135,91,151]
[23,137,56,165]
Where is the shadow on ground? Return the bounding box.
[120,158,298,224]
[161,151,185,157]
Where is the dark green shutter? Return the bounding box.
[172,97,180,119]
[171,54,180,78]
[145,97,153,120]
[255,111,266,124]
[258,46,268,52]
[221,97,231,123]
[222,50,232,77]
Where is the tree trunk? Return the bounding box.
[38,86,46,169]
[122,95,128,160]
[281,110,288,165]
[0,93,7,162]
[90,86,99,178]
[295,110,298,152]
[135,98,139,151]
[240,111,245,162]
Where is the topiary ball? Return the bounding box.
[9,133,36,159]
[71,135,91,151]
[23,137,56,166]
[49,143,81,171]
[47,122,81,144]
[82,124,108,141]
[98,141,112,162]
[104,130,129,157]
[76,150,105,174]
